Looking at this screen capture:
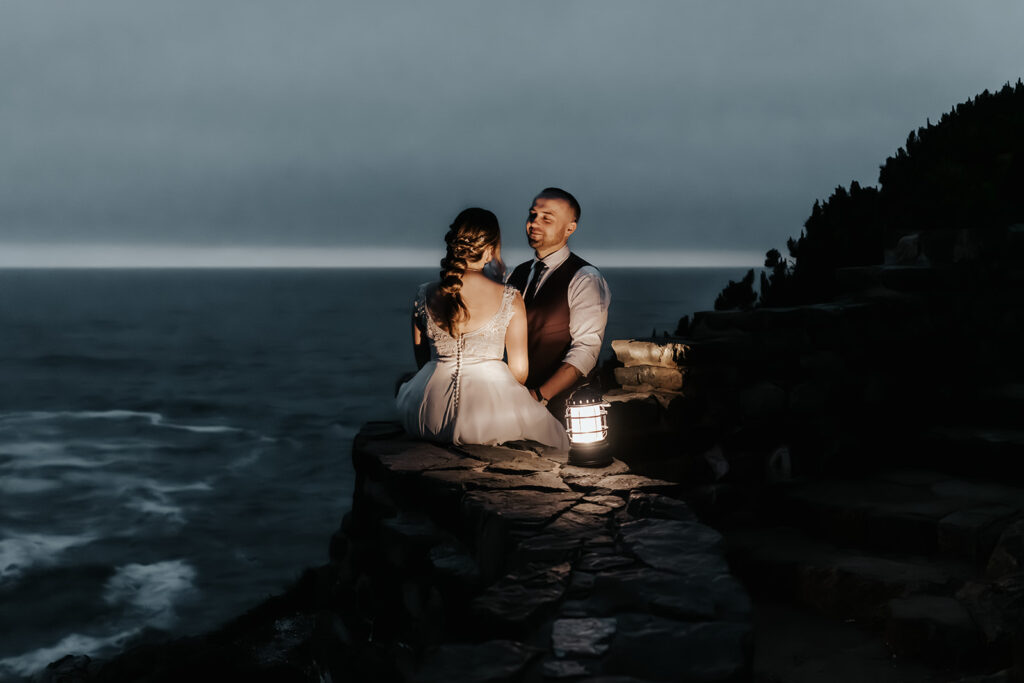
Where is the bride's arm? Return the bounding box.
[411,313,430,369]
[505,293,529,384]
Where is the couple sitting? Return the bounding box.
[396,188,611,451]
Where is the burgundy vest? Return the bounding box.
[508,252,591,390]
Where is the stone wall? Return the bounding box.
[327,423,753,682]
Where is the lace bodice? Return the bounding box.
[414,283,516,362]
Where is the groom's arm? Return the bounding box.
[536,267,611,400]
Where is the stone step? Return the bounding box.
[914,426,1024,481]
[752,600,993,683]
[884,595,990,668]
[765,473,1023,565]
[942,383,1024,426]
[725,526,976,624]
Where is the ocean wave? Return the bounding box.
[103,559,197,629]
[0,410,244,435]
[0,628,137,679]
[0,476,60,494]
[126,499,186,524]
[0,533,96,585]
[27,353,152,371]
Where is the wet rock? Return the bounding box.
[414,640,542,683]
[552,617,617,657]
[34,654,94,683]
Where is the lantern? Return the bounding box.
[565,385,612,468]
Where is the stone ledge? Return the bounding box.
[344,421,753,682]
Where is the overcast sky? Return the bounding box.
[1,1,1021,266]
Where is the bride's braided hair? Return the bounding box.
[436,208,501,336]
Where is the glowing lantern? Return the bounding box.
[565,386,612,468]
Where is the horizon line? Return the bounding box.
[0,245,764,269]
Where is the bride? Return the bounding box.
[396,208,570,449]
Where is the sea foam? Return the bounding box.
[103,559,197,629]
[0,533,96,585]
[0,629,137,679]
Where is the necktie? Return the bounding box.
[524,261,548,305]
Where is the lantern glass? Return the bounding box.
[565,398,609,445]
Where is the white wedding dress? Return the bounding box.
[396,283,570,449]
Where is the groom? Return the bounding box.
[507,187,611,420]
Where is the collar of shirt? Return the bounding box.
[531,244,571,287]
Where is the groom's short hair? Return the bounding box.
[535,187,581,222]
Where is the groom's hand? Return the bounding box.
[538,363,583,403]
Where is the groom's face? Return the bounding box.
[526,197,577,258]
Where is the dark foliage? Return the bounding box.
[714,269,756,311]
[717,79,1024,307]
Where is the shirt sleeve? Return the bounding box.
[564,266,611,376]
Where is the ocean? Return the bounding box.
[0,266,747,679]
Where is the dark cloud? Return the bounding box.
[1,1,1021,258]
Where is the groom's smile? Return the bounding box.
[525,196,577,258]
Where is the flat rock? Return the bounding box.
[938,505,1019,564]
[602,615,751,683]
[578,552,635,573]
[471,562,572,628]
[463,490,581,529]
[627,492,695,521]
[560,459,630,488]
[604,387,683,410]
[375,442,480,472]
[542,659,594,679]
[885,595,985,665]
[414,640,541,683]
[429,542,481,587]
[614,365,684,390]
[619,519,724,573]
[728,527,974,620]
[546,510,609,538]
[573,502,616,516]
[583,494,627,510]
[456,443,561,472]
[594,474,677,493]
[426,468,570,492]
[611,338,691,367]
[552,617,617,657]
[510,533,584,568]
